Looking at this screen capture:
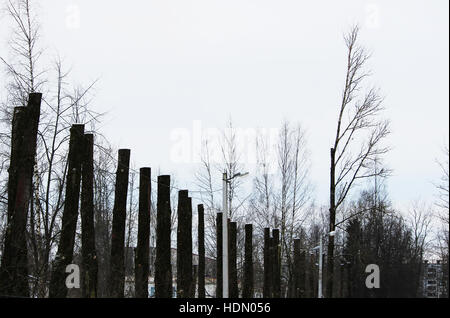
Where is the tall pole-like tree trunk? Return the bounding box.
[0,93,41,297]
[309,253,316,298]
[187,197,195,297]
[155,175,172,298]
[243,224,253,298]
[272,229,281,298]
[292,239,306,298]
[80,133,98,298]
[346,261,352,298]
[327,147,336,298]
[190,264,198,298]
[340,261,344,298]
[108,149,131,298]
[135,168,151,298]
[263,228,272,298]
[176,190,192,298]
[216,212,223,298]
[299,250,306,298]
[49,124,85,298]
[0,106,26,296]
[292,239,300,298]
[197,204,206,298]
[228,221,238,298]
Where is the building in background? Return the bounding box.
[422,260,448,298]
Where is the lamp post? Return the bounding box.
[313,230,335,298]
[222,172,228,298]
[222,171,249,298]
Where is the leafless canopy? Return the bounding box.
[1,0,45,110]
[435,146,449,213]
[333,25,391,211]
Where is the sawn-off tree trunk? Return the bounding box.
[176,190,192,298]
[263,228,272,298]
[272,229,281,298]
[0,93,42,297]
[135,167,151,298]
[108,149,131,298]
[80,133,98,298]
[155,175,172,298]
[197,204,205,298]
[327,147,336,298]
[243,224,253,298]
[228,221,238,298]
[49,124,85,298]
[216,212,223,298]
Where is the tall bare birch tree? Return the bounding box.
[327,25,390,297]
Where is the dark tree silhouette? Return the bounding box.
[135,168,151,298]
[327,25,390,297]
[108,149,131,298]
[49,124,84,298]
[80,134,98,298]
[0,93,41,297]
[155,175,172,298]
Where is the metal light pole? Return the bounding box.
[222,171,249,298]
[318,238,323,298]
[314,230,335,298]
[222,171,229,298]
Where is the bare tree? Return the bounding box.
[283,124,313,296]
[277,122,294,255]
[0,0,44,250]
[29,59,98,296]
[0,0,100,297]
[124,167,138,297]
[327,25,390,297]
[250,128,275,232]
[408,201,433,259]
[221,119,246,221]
[195,139,220,258]
[249,120,313,296]
[435,145,449,296]
[408,201,433,296]
[93,141,116,297]
[435,145,449,212]
[195,119,249,260]
[0,0,45,110]
[248,129,275,296]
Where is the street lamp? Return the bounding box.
[313,231,336,298]
[222,170,249,298]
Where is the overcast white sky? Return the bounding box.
[0,0,448,210]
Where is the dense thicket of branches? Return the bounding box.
[343,190,423,298]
